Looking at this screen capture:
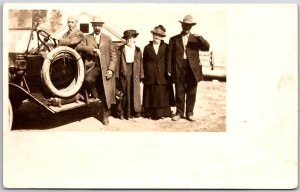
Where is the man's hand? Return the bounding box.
[167,72,171,77]
[194,33,200,38]
[93,49,101,56]
[106,70,113,80]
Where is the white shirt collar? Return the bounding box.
[125,44,135,49]
[124,44,135,63]
[94,33,101,37]
[182,32,190,37]
[153,43,160,54]
[94,33,101,44]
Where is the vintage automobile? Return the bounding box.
[8,14,224,129]
[8,25,99,129]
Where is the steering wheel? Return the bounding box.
[37,30,57,51]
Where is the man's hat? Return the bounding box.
[122,29,139,39]
[151,25,166,37]
[67,15,78,22]
[90,15,105,24]
[179,15,196,26]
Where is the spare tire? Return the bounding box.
[41,46,85,98]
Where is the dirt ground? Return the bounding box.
[11,81,226,132]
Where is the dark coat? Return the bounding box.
[143,41,169,85]
[59,28,84,49]
[116,45,144,112]
[77,32,117,108]
[168,33,210,82]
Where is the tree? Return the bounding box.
[32,10,47,28]
[49,10,62,33]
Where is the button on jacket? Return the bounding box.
[168,33,210,83]
[143,41,169,85]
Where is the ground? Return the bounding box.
[11,81,226,132]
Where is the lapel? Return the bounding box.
[134,47,138,62]
[120,46,127,73]
[148,42,157,58]
[68,28,77,38]
[177,34,184,48]
[99,34,106,49]
[62,31,68,38]
[88,33,98,48]
[157,41,165,58]
[121,46,126,61]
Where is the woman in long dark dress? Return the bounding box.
[143,25,174,119]
[116,29,144,120]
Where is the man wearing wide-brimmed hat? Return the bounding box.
[115,29,144,120]
[168,15,210,122]
[77,15,117,126]
[58,15,84,49]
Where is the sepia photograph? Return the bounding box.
[2,3,297,189]
[6,5,226,132]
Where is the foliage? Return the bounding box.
[49,10,62,33]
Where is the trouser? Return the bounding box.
[85,66,110,118]
[175,59,198,117]
[85,66,100,99]
[120,62,137,118]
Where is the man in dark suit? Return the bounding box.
[168,15,210,121]
[77,15,117,126]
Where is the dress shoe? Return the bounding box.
[89,98,100,103]
[126,116,133,120]
[119,115,124,120]
[135,113,141,118]
[186,115,196,122]
[172,114,181,121]
[102,117,109,126]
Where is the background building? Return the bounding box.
[7,5,226,80]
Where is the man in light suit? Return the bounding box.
[77,16,117,126]
[168,15,210,122]
[58,15,84,49]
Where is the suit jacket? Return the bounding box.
[116,45,144,112]
[143,41,168,85]
[77,32,117,108]
[59,28,84,49]
[168,33,210,82]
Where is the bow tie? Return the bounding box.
[181,31,189,36]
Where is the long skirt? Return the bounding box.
[143,84,172,118]
[120,62,140,118]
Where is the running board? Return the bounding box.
[49,101,87,113]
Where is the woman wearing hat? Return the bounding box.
[142,25,174,119]
[116,29,144,120]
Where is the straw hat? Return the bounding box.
[90,15,105,24]
[151,25,166,37]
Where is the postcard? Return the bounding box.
[3,3,297,189]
